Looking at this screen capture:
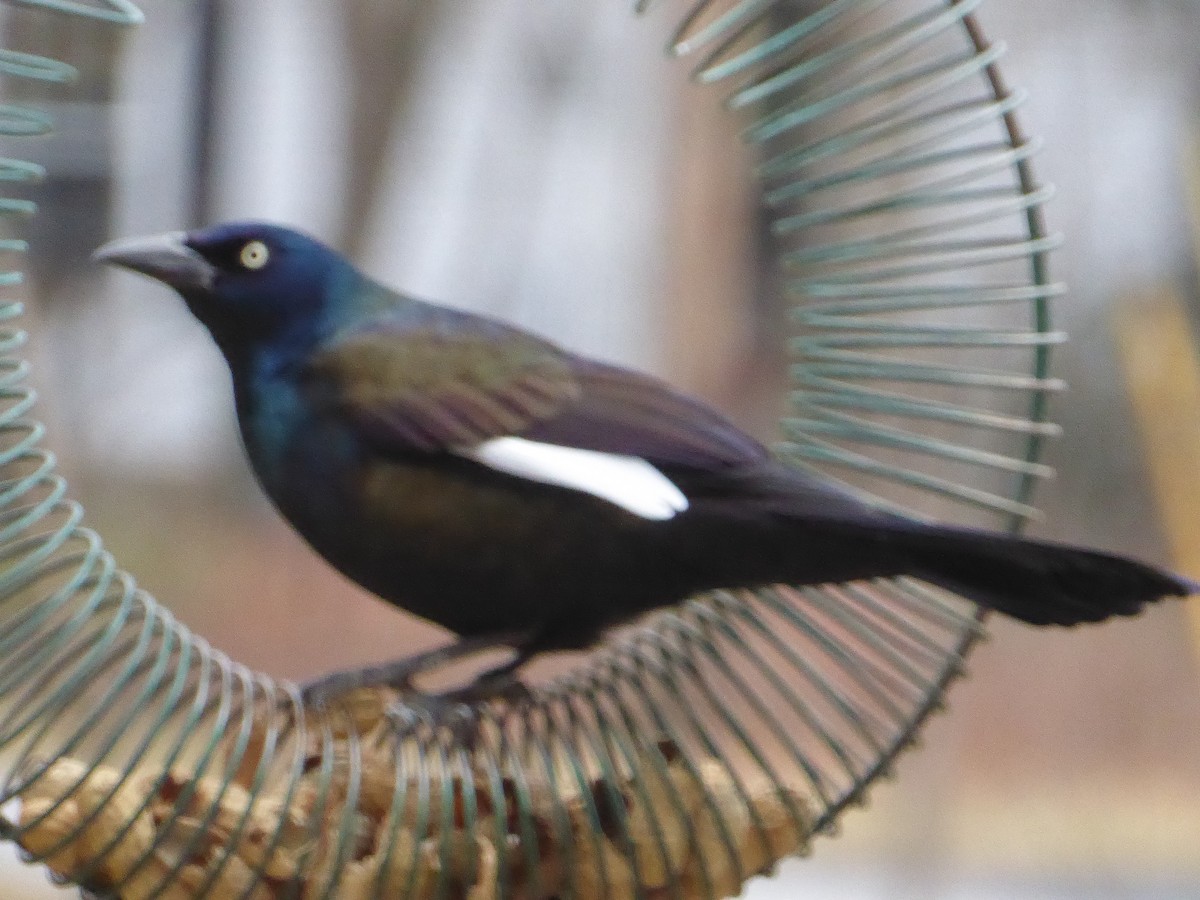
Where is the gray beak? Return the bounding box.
[92,231,216,293]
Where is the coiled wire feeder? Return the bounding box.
[0,1,1061,897]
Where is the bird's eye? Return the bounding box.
[239,240,270,270]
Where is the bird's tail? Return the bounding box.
[897,525,1199,626]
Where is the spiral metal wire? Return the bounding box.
[0,1,1060,898]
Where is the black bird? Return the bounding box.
[93,222,1198,704]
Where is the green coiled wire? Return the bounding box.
[0,1,1060,898]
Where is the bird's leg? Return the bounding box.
[298,631,529,708]
[426,649,537,708]
[384,648,540,747]
[465,648,536,698]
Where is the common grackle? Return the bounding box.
[94,222,1198,705]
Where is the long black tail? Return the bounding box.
[899,525,1198,626]
[696,460,1196,627]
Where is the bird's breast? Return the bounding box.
[235,378,365,532]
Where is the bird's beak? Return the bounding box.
[92,231,216,293]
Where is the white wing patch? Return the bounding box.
[464,436,689,521]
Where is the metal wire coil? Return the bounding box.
[0,1,1060,898]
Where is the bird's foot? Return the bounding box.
[386,676,533,748]
[297,671,411,709]
[295,637,537,746]
[297,656,443,710]
[386,692,482,746]
[297,634,533,711]
[297,677,345,710]
[296,677,487,746]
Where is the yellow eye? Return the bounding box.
[239,240,270,270]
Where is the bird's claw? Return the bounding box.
[390,675,415,693]
[472,675,532,707]
[296,662,532,749]
[296,666,419,709]
[296,681,334,709]
[386,693,486,747]
[386,676,533,747]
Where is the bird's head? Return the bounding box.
[94,222,355,361]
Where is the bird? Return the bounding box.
[93,221,1198,709]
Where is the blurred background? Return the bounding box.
[2,0,1200,896]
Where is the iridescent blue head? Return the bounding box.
[94,221,356,365]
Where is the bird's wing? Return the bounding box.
[521,358,768,470]
[305,319,767,471]
[305,322,581,452]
